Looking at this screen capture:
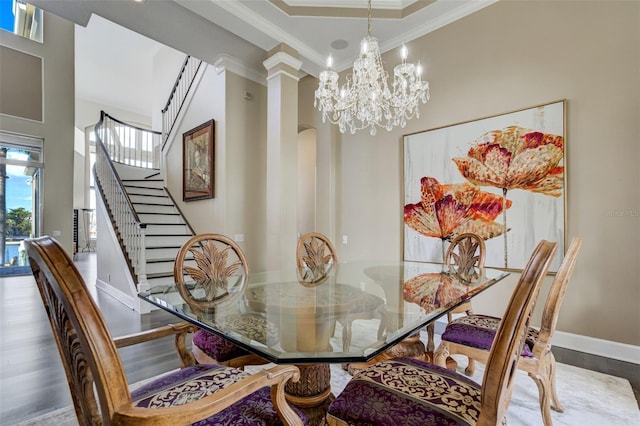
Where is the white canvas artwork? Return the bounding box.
[403,100,566,271]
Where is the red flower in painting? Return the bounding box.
[404,176,510,241]
[452,126,564,197]
[403,273,466,312]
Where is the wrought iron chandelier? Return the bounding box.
[314,0,430,136]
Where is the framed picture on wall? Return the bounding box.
[183,119,215,201]
[403,100,566,272]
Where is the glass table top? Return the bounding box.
[139,260,509,364]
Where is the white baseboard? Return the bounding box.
[435,318,639,365]
[96,278,137,311]
[552,331,640,365]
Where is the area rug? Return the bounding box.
[13,359,639,425]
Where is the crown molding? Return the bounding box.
[213,55,268,86]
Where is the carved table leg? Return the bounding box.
[285,364,333,426]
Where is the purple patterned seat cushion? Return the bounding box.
[327,357,484,426]
[193,314,278,362]
[193,329,251,362]
[132,363,307,425]
[441,314,542,358]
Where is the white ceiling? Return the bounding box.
[31,0,497,118]
[173,0,496,74]
[74,15,165,117]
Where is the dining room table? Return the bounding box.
[138,259,509,425]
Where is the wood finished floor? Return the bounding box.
[0,252,184,425]
[1,252,638,424]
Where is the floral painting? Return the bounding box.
[403,100,566,271]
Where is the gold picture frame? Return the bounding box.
[403,100,566,272]
[183,119,214,201]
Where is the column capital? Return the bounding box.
[263,48,303,81]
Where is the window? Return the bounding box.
[0,0,44,43]
[0,131,43,274]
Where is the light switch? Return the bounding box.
[342,235,348,244]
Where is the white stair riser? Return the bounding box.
[129,194,171,204]
[125,187,166,196]
[145,261,174,274]
[138,214,184,224]
[146,235,191,247]
[135,204,177,214]
[147,276,179,287]
[145,258,198,274]
[145,224,191,235]
[145,247,184,260]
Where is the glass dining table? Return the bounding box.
[138,260,509,424]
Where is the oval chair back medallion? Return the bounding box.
[445,233,486,284]
[296,232,338,286]
[174,233,249,313]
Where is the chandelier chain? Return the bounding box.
[367,0,372,36]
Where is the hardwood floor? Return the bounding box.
[1,252,638,424]
[0,252,185,425]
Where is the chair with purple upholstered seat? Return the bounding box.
[425,232,486,365]
[326,240,557,426]
[174,233,273,369]
[434,237,583,426]
[26,235,306,426]
[296,232,385,359]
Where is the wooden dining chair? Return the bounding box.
[434,237,583,426]
[174,233,272,369]
[296,232,385,357]
[426,232,486,363]
[25,236,305,426]
[296,232,338,285]
[326,240,557,426]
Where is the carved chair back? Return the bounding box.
[174,233,249,312]
[296,232,338,285]
[445,232,486,283]
[26,236,132,424]
[478,240,557,425]
[532,237,583,358]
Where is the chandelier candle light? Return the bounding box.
[314,0,430,135]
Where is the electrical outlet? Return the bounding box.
[342,235,348,244]
[234,234,245,242]
[52,230,61,237]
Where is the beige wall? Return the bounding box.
[165,65,226,236]
[300,1,639,347]
[224,72,268,270]
[0,12,75,253]
[163,66,271,269]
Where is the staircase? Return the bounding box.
[115,163,194,287]
[92,55,202,311]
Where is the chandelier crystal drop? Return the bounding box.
[314,0,430,136]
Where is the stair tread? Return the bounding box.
[145,233,193,237]
[133,202,174,206]
[147,272,174,279]
[136,212,180,216]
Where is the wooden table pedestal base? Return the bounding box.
[286,364,333,426]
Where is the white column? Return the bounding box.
[263,45,302,269]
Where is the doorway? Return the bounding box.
[0,132,43,276]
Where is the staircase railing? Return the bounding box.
[97,111,162,169]
[93,111,158,289]
[161,55,203,147]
